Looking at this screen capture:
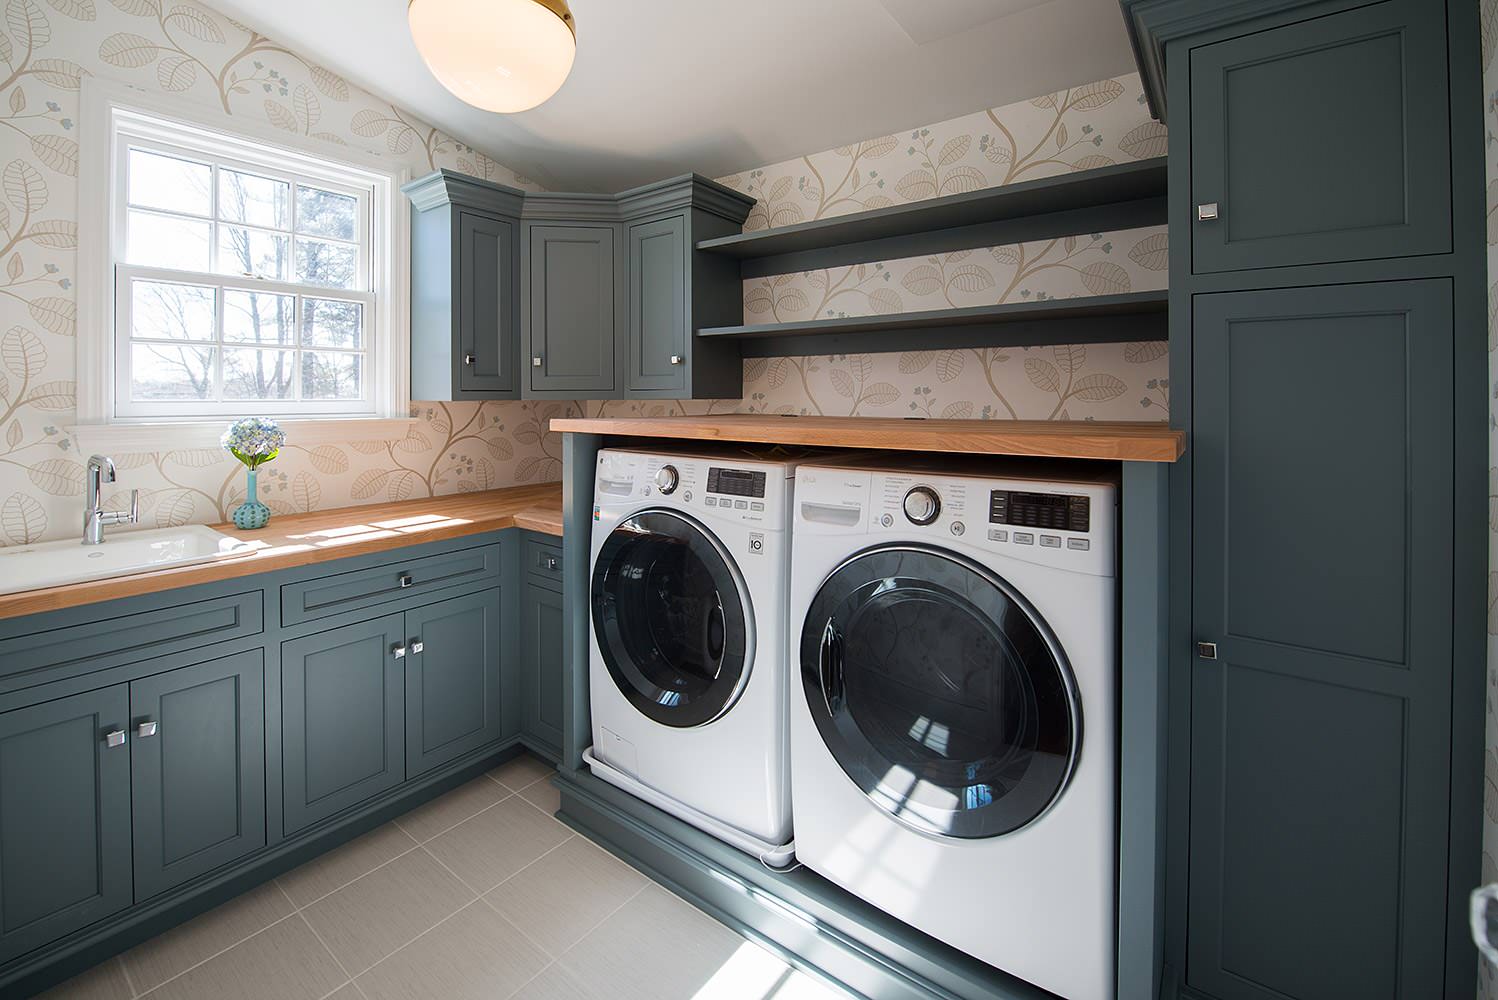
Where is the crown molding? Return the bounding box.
[616,173,756,224]
[401,169,527,216]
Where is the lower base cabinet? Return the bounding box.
[405,589,506,776]
[521,580,565,757]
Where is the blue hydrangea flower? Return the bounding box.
[221,417,287,470]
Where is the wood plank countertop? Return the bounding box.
[0,482,562,621]
[549,414,1185,463]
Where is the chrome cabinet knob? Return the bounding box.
[902,486,941,526]
[136,721,159,738]
[669,355,684,365]
[1196,641,1219,660]
[398,573,413,588]
[392,644,407,659]
[410,640,424,654]
[1197,202,1219,221]
[545,556,558,570]
[463,354,476,366]
[531,356,543,367]
[104,729,126,748]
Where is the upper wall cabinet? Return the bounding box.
[1189,0,1450,274]
[407,173,753,401]
[405,171,525,400]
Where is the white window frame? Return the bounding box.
[76,78,412,449]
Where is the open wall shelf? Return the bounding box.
[697,290,1168,357]
[696,157,1168,278]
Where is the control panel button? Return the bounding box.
[750,502,764,512]
[903,486,941,526]
[950,521,965,536]
[654,465,679,495]
[1067,538,1091,551]
[734,500,748,510]
[683,490,693,502]
[1040,535,1061,548]
[880,513,894,528]
[988,528,1008,542]
[1013,532,1035,545]
[704,497,716,507]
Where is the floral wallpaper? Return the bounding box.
[585,72,1171,422]
[0,0,573,545]
[1482,1,1498,996]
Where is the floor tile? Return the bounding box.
[301,848,474,976]
[519,776,561,816]
[123,881,295,992]
[321,986,362,1000]
[484,836,645,955]
[425,796,572,892]
[509,963,592,1000]
[140,915,344,1000]
[555,884,744,1000]
[394,776,509,842]
[278,822,417,908]
[354,900,549,1000]
[487,754,554,792]
[34,957,133,1000]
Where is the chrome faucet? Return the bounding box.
[83,454,139,545]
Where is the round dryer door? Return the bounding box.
[592,509,754,729]
[800,544,1080,839]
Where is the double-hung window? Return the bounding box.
[81,87,408,435]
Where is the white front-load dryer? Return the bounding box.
[789,460,1118,1000]
[587,447,803,865]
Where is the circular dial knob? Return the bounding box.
[654,465,680,495]
[903,486,941,525]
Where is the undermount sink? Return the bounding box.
[0,525,257,595]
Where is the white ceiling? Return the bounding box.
[208,0,1137,192]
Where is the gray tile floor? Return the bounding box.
[37,754,848,1000]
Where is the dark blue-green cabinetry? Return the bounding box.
[405,171,525,400]
[0,686,132,965]
[520,534,565,759]
[525,223,621,397]
[282,614,407,835]
[131,650,266,900]
[405,589,507,776]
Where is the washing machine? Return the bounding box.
[788,459,1118,1000]
[586,446,811,866]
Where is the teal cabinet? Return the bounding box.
[521,577,565,760]
[526,224,621,397]
[405,171,524,401]
[626,215,688,394]
[0,687,132,965]
[405,590,506,777]
[282,615,407,835]
[130,651,266,901]
[1187,281,1453,999]
[1189,0,1450,274]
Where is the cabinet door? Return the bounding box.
[528,225,617,394]
[1190,0,1450,273]
[626,215,687,394]
[405,590,505,777]
[458,210,518,396]
[130,651,266,901]
[0,686,131,964]
[521,581,564,757]
[1188,281,1452,999]
[282,615,405,834]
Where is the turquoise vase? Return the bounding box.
[232,467,271,530]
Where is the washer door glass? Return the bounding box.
[593,510,753,729]
[800,544,1080,839]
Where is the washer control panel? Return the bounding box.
[595,450,786,527]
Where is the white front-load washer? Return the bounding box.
[586,446,806,865]
[789,459,1118,1000]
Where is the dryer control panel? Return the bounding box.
[595,449,789,529]
[795,465,1116,578]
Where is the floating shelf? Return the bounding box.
[696,158,1167,277]
[697,290,1168,357]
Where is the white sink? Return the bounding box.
[0,525,257,594]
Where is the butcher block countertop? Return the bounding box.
[549,414,1185,463]
[0,482,562,621]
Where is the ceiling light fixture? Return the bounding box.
[407,0,576,114]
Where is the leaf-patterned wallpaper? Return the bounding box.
[585,72,1171,422]
[0,0,580,545]
[1482,2,1498,996]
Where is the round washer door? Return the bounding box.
[592,509,754,729]
[800,543,1081,839]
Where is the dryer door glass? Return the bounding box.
[800,544,1080,839]
[592,510,753,729]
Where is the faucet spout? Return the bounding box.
[83,454,138,545]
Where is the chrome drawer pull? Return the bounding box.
[410,640,424,654]
[136,721,159,738]
[104,729,126,748]
[393,644,407,659]
[398,573,413,588]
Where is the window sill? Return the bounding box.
[69,416,419,454]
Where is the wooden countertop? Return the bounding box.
[549,414,1185,463]
[0,483,562,621]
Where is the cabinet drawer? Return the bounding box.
[524,537,563,583]
[0,591,263,693]
[281,544,501,626]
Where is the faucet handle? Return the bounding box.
[125,489,139,524]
